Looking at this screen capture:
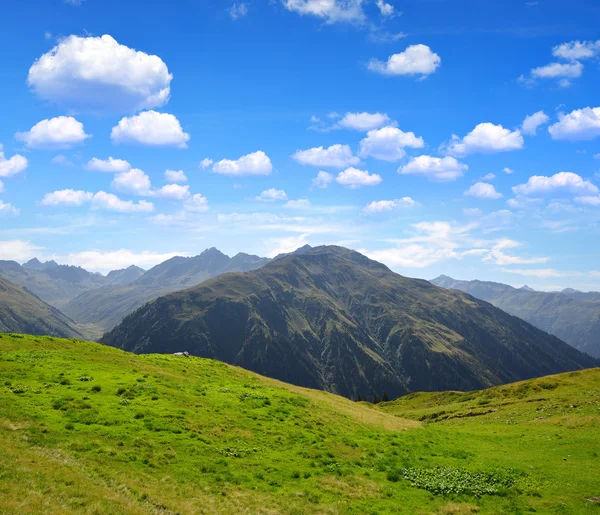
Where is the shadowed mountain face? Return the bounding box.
[64,249,271,333]
[102,246,596,400]
[431,275,600,358]
[0,276,83,338]
[105,265,145,285]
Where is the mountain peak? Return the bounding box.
[520,285,535,292]
[23,258,59,270]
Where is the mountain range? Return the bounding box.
[62,248,271,333]
[431,275,600,358]
[101,246,596,399]
[0,276,82,338]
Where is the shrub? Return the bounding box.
[91,385,101,393]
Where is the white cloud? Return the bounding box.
[513,172,598,196]
[521,110,549,136]
[111,111,190,148]
[51,155,74,166]
[111,169,153,196]
[86,157,131,173]
[0,145,28,178]
[444,123,524,156]
[363,197,417,214]
[463,208,483,217]
[464,182,503,199]
[503,167,515,174]
[62,250,184,273]
[200,158,214,169]
[376,0,394,16]
[154,184,191,201]
[399,155,467,182]
[212,151,273,176]
[228,2,248,19]
[293,144,359,168]
[312,171,334,189]
[184,193,209,212]
[548,107,600,141]
[41,189,93,207]
[0,240,40,261]
[255,188,288,202]
[0,200,19,217]
[502,268,578,278]
[0,180,3,193]
[359,126,424,162]
[164,170,187,183]
[483,239,549,266]
[552,40,600,60]
[481,173,496,181]
[283,0,365,24]
[90,191,154,213]
[285,199,312,209]
[16,116,91,149]
[574,195,600,206]
[531,61,583,80]
[338,112,392,131]
[27,34,172,113]
[368,45,441,77]
[336,167,382,188]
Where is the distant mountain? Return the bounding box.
[520,285,535,292]
[102,246,595,399]
[105,265,145,285]
[0,259,107,308]
[63,248,271,333]
[0,276,83,338]
[431,276,600,358]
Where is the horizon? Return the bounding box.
[1,0,600,292]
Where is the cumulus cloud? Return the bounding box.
[574,195,600,206]
[464,182,503,199]
[444,123,524,156]
[368,45,441,77]
[293,144,359,168]
[111,169,153,196]
[548,107,600,140]
[16,116,91,149]
[184,193,209,212]
[0,240,40,261]
[164,170,187,183]
[154,184,191,201]
[86,157,131,173]
[27,34,172,113]
[0,200,19,217]
[228,2,248,19]
[336,167,382,188]
[503,167,515,174]
[521,111,549,136]
[285,199,312,209]
[111,111,190,148]
[480,173,496,181]
[399,155,467,182]
[531,61,583,80]
[513,172,598,196]
[200,158,214,169]
[90,191,154,213]
[283,0,365,24]
[41,189,94,207]
[363,197,417,214]
[212,151,272,176]
[338,112,392,131]
[552,40,600,60]
[312,171,334,189]
[359,126,424,162]
[255,188,288,202]
[0,145,28,178]
[376,0,394,17]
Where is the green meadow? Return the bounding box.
[0,333,599,514]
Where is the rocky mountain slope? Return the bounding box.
[102,246,596,399]
[431,275,600,357]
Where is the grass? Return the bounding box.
[0,333,599,514]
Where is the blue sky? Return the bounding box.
[1,0,599,290]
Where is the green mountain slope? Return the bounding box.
[0,277,83,338]
[102,246,596,399]
[431,275,600,357]
[1,335,599,514]
[63,248,270,333]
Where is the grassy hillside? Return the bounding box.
[102,246,596,399]
[431,275,600,358]
[1,334,599,514]
[0,277,83,339]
